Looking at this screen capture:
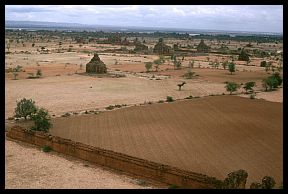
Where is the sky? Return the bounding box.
[5,5,283,33]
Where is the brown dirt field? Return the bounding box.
[49,95,283,187]
[5,137,157,189]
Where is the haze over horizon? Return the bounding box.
[5,5,283,33]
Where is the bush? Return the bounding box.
[166,96,174,102]
[228,62,236,74]
[261,176,276,189]
[260,61,267,67]
[158,100,164,103]
[42,145,52,152]
[262,73,282,91]
[168,185,179,189]
[14,98,37,120]
[243,82,256,93]
[31,108,52,132]
[145,62,153,72]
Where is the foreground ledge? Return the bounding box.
[7,125,222,189]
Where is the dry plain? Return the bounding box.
[5,34,283,188]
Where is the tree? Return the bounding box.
[153,55,165,72]
[14,98,37,120]
[260,61,267,67]
[261,176,276,189]
[262,73,282,91]
[225,82,239,95]
[222,60,228,70]
[243,82,255,94]
[145,62,153,72]
[222,169,248,189]
[31,108,52,132]
[238,49,250,61]
[228,62,236,74]
[177,81,186,91]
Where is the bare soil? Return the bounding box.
[49,95,283,187]
[5,136,158,189]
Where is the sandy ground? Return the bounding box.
[50,95,283,187]
[5,73,228,119]
[5,136,159,189]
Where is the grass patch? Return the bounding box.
[166,96,174,102]
[42,145,52,152]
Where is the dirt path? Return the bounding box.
[5,137,158,189]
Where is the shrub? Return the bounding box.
[243,82,256,93]
[14,98,37,120]
[158,100,164,103]
[228,62,236,74]
[261,176,276,189]
[166,96,174,102]
[145,62,153,72]
[31,108,52,132]
[42,145,52,152]
[168,185,179,189]
[238,49,250,61]
[262,73,282,91]
[260,61,267,67]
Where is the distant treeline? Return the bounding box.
[5,29,282,43]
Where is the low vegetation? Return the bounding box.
[225,82,240,95]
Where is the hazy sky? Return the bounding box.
[5,5,283,33]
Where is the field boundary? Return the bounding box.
[6,125,222,189]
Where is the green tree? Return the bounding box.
[260,60,267,67]
[14,98,37,120]
[225,82,239,95]
[262,73,282,91]
[222,169,248,189]
[153,55,165,72]
[228,62,236,74]
[243,82,255,93]
[145,62,153,72]
[261,176,276,189]
[238,49,250,61]
[31,108,52,132]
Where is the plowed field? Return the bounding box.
[50,95,283,186]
